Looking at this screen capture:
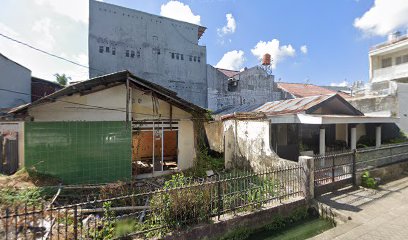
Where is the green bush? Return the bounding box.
[150,174,212,229]
[361,171,378,189]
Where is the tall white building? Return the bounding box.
[89,0,208,107]
[369,31,408,94]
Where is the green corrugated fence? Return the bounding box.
[25,121,132,184]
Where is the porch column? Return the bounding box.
[319,127,325,155]
[376,125,382,148]
[350,126,357,150]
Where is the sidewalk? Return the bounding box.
[311,175,408,240]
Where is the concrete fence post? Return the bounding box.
[299,156,314,202]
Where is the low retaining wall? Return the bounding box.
[356,161,408,185]
[164,198,306,240]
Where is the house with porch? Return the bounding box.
[208,94,396,169]
[9,70,208,184]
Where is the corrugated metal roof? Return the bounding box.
[254,95,331,115]
[216,68,239,78]
[277,82,350,99]
[217,95,339,119]
[9,70,208,116]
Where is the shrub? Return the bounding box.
[149,174,212,229]
[361,171,378,189]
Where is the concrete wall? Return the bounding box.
[397,83,408,133]
[335,124,347,142]
[0,55,31,109]
[207,65,279,111]
[89,0,207,107]
[28,85,127,121]
[349,95,398,117]
[0,122,24,168]
[223,119,297,172]
[204,121,224,153]
[178,120,195,170]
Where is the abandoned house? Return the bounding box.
[9,70,208,184]
[207,94,395,169]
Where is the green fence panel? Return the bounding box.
[25,121,132,184]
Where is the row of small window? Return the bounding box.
[381,54,408,68]
[171,52,201,62]
[99,46,141,58]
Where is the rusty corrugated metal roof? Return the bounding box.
[216,68,239,78]
[277,82,351,99]
[217,95,336,120]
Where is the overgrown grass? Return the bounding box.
[184,145,224,177]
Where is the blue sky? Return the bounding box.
[0,0,407,87]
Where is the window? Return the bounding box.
[248,84,254,90]
[381,57,392,68]
[157,49,160,55]
[180,54,184,60]
[189,55,192,61]
[197,56,200,63]
[99,46,104,53]
[131,50,135,58]
[193,56,196,62]
[176,53,179,60]
[396,56,402,65]
[403,54,408,63]
[106,46,110,53]
[112,47,116,55]
[137,50,141,58]
[126,50,129,57]
[171,52,175,59]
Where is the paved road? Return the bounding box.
[311,175,408,240]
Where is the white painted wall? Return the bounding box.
[131,88,191,120]
[0,55,31,109]
[397,83,408,133]
[28,85,127,121]
[177,120,195,170]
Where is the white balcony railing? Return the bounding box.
[372,62,408,82]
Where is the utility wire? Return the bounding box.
[0,32,107,75]
[0,87,210,120]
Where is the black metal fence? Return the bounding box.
[314,151,356,196]
[0,166,304,239]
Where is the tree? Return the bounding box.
[54,73,71,86]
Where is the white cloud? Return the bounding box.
[0,22,19,38]
[251,39,296,69]
[160,1,201,25]
[354,0,408,36]
[300,45,308,54]
[217,13,236,36]
[215,50,245,71]
[0,0,89,82]
[330,81,349,87]
[31,18,56,51]
[34,0,89,24]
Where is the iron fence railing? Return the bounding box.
[0,166,304,239]
[356,142,408,170]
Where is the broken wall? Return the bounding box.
[223,119,297,172]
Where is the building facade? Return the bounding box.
[207,65,279,111]
[0,53,31,112]
[89,0,207,107]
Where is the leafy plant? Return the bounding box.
[150,174,212,229]
[361,171,378,189]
